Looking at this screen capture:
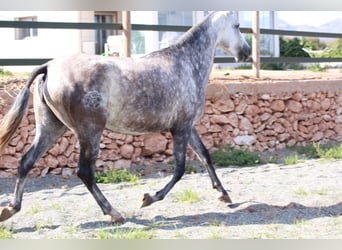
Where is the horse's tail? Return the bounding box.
[0,64,47,154]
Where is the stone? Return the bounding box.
[270,100,285,112]
[211,114,230,124]
[336,115,342,123]
[50,167,62,175]
[278,133,290,142]
[120,144,134,159]
[226,113,239,127]
[40,167,50,177]
[287,100,302,113]
[312,131,324,142]
[215,99,235,113]
[64,144,75,157]
[320,98,331,110]
[113,159,132,170]
[142,133,168,156]
[0,156,18,169]
[239,117,253,133]
[261,94,270,100]
[62,167,74,177]
[45,154,60,168]
[273,122,285,133]
[29,167,41,177]
[235,100,248,114]
[202,135,214,149]
[245,105,260,116]
[57,155,68,166]
[208,124,222,133]
[195,124,208,135]
[233,135,256,146]
[260,113,271,121]
[292,92,303,101]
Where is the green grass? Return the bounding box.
[95,168,139,184]
[0,68,13,76]
[294,187,309,197]
[211,144,261,167]
[97,227,154,239]
[289,143,342,160]
[174,189,200,204]
[284,154,301,165]
[0,225,13,239]
[30,203,42,215]
[312,188,328,196]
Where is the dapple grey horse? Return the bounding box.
[0,11,250,223]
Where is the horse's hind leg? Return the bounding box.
[141,127,190,207]
[188,127,232,203]
[0,90,66,221]
[76,132,124,224]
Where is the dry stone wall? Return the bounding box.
[0,80,341,177]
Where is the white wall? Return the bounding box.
[0,11,81,71]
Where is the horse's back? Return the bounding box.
[42,53,203,135]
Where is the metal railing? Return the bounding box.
[0,20,341,66]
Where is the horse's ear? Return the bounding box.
[222,11,234,16]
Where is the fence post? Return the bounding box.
[252,11,260,78]
[122,11,131,57]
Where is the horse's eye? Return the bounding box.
[234,24,240,29]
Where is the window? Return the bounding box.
[15,16,38,40]
[94,12,120,54]
[158,11,193,48]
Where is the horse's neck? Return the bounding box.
[175,13,223,83]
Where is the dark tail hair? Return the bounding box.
[0,64,47,154]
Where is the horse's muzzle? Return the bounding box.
[237,45,252,62]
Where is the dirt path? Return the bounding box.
[1,159,342,239]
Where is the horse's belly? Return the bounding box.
[105,112,173,135]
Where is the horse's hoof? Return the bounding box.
[141,193,154,208]
[227,203,240,209]
[0,207,13,222]
[111,215,125,225]
[219,194,232,204]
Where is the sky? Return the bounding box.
[277,11,342,26]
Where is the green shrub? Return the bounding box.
[211,145,261,167]
[289,143,342,160]
[95,168,139,184]
[314,143,342,159]
[307,63,327,72]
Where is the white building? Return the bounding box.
[0,11,279,71]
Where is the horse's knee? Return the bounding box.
[173,164,185,182]
[17,153,35,178]
[77,167,95,186]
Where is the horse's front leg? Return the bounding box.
[141,127,190,207]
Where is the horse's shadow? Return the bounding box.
[8,201,342,236]
[80,201,342,231]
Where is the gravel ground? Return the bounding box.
[1,159,342,239]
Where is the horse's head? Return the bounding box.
[215,11,251,62]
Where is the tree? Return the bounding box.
[302,37,327,51]
[279,37,310,57]
[323,39,342,58]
